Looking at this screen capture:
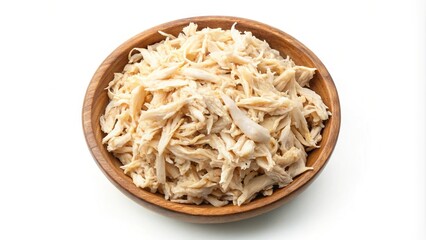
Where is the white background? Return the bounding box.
[0,0,424,239]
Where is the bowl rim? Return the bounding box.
[82,16,341,221]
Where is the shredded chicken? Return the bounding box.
[100,23,331,206]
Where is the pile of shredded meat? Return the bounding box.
[100,23,330,206]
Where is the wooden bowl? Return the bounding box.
[82,16,341,223]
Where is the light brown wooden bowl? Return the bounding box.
[82,16,341,223]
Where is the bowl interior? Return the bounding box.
[83,16,340,221]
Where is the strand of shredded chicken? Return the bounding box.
[100,23,331,206]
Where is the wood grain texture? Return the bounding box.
[82,16,341,223]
